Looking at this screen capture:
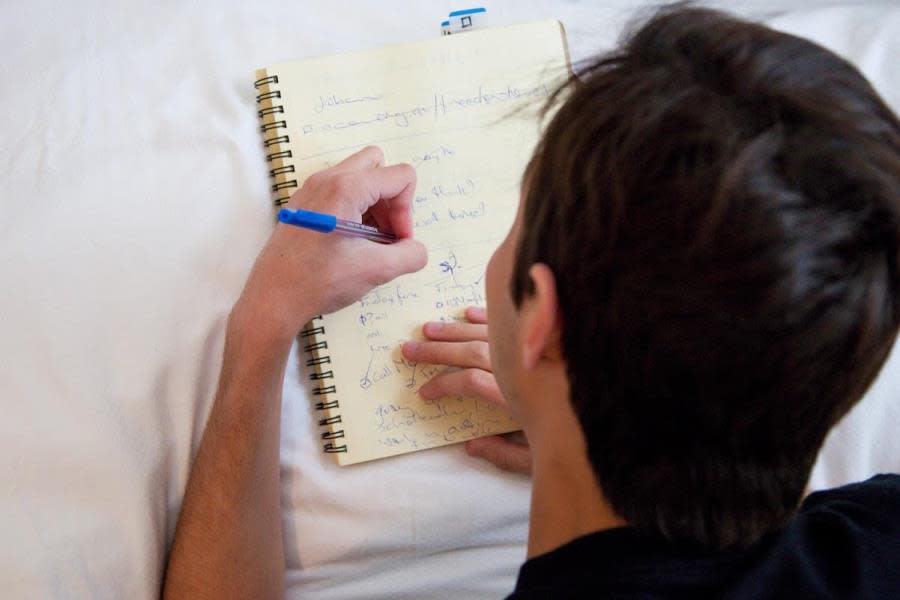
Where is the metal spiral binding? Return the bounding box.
[299,316,347,454]
[253,73,298,206]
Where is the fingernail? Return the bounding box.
[402,341,418,356]
[419,382,433,399]
[423,322,442,336]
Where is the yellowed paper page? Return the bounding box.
[263,20,570,464]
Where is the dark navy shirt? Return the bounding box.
[508,474,900,599]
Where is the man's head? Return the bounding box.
[485,5,900,549]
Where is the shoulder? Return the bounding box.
[799,474,900,538]
[789,474,900,594]
[732,475,900,598]
[801,474,900,517]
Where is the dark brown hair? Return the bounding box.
[513,4,900,548]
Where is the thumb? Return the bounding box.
[466,436,532,475]
[366,238,428,286]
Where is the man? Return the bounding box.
[164,5,900,598]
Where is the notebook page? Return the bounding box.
[267,20,569,464]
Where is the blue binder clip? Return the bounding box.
[440,7,487,35]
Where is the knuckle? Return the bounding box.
[489,447,512,471]
[502,449,528,474]
[412,245,428,271]
[397,162,416,182]
[304,170,327,189]
[427,374,446,395]
[363,145,385,164]
[328,174,352,198]
[468,341,490,365]
[449,323,471,340]
[463,369,485,392]
[499,455,516,472]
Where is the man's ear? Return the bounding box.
[520,263,561,370]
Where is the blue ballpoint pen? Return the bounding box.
[277,208,398,244]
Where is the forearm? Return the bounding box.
[162,146,425,598]
[163,302,300,600]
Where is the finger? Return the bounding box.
[422,320,488,342]
[465,306,487,324]
[364,238,428,286]
[329,145,385,173]
[358,163,416,238]
[418,368,505,405]
[401,339,490,370]
[465,436,532,475]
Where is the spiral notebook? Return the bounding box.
[253,20,570,465]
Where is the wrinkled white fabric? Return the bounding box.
[1,1,898,598]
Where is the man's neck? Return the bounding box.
[527,437,628,559]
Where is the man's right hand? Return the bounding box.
[236,146,428,347]
[402,306,533,475]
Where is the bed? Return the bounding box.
[2,1,898,598]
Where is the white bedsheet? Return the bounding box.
[1,1,898,598]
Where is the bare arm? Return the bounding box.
[163,146,427,599]
[162,304,296,599]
